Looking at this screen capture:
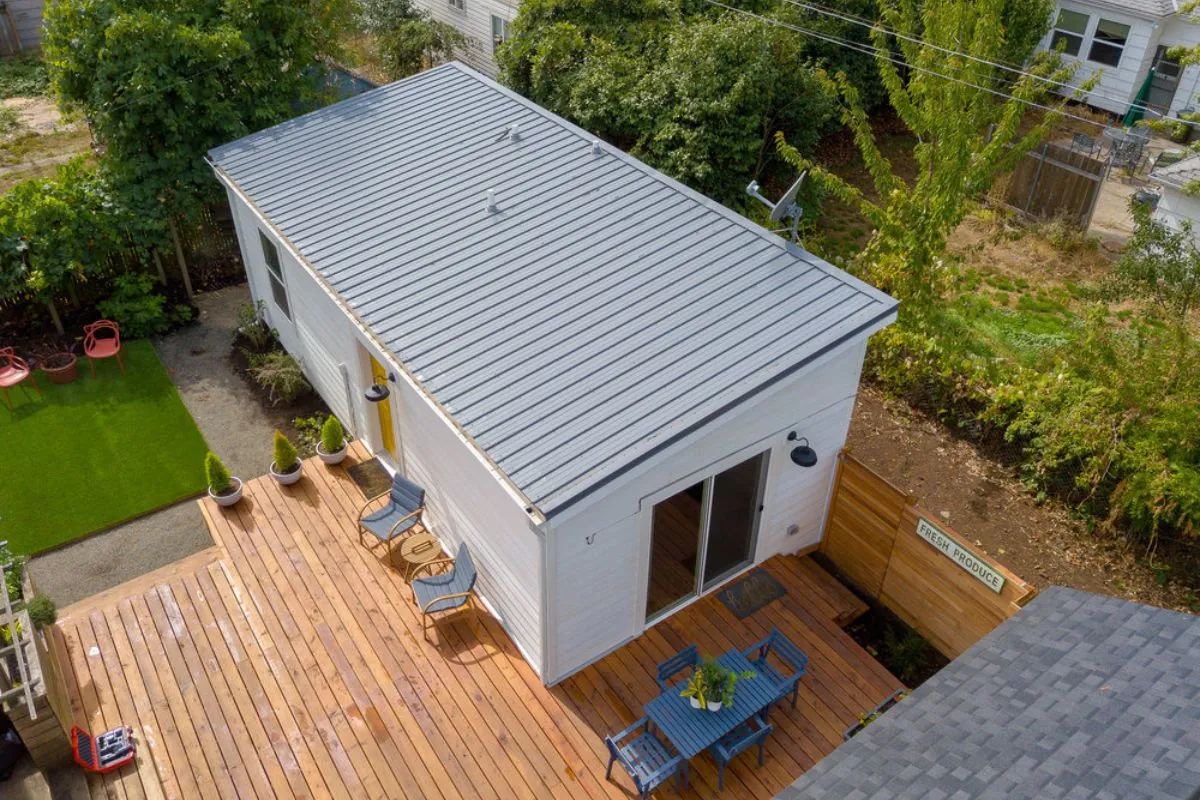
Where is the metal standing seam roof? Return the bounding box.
[778,586,1200,800]
[208,62,897,517]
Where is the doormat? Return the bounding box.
[346,457,391,499]
[718,569,787,620]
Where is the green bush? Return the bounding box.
[0,544,26,602]
[0,105,21,136]
[320,415,345,454]
[273,430,299,473]
[25,594,56,629]
[248,350,311,405]
[236,300,276,351]
[0,55,50,98]
[98,273,192,338]
[204,451,233,494]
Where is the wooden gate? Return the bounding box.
[994,141,1108,230]
[821,451,1035,658]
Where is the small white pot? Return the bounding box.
[707,701,723,713]
[690,697,701,710]
[270,460,304,485]
[316,441,348,465]
[209,477,244,507]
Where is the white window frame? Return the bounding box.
[492,15,510,53]
[448,0,465,11]
[258,230,292,320]
[1087,18,1130,68]
[1049,9,1089,58]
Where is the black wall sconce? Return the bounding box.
[365,371,396,403]
[787,431,818,468]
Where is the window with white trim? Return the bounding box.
[1088,18,1130,67]
[1049,9,1088,57]
[492,15,510,52]
[448,0,464,11]
[258,231,291,319]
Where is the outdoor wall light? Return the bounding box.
[364,372,396,403]
[788,431,818,468]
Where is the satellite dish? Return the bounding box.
[746,170,809,242]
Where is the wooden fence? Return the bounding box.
[821,451,1036,658]
[993,141,1109,230]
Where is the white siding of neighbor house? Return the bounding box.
[541,336,875,684]
[410,0,516,76]
[6,0,43,51]
[1160,16,1200,114]
[1038,3,1158,114]
[223,187,546,675]
[1153,184,1200,240]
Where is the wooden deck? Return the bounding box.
[53,445,901,800]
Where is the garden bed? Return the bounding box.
[844,601,948,690]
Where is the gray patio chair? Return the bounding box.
[1071,132,1099,158]
[358,474,425,556]
[604,716,688,799]
[411,541,479,636]
[709,713,772,792]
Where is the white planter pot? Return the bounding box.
[690,697,701,710]
[270,461,304,485]
[316,442,348,465]
[707,701,722,713]
[208,477,244,507]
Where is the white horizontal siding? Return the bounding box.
[410,0,516,76]
[6,0,43,49]
[1153,185,1200,242]
[1038,3,1158,113]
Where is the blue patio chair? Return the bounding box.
[411,541,478,637]
[709,713,772,792]
[604,717,687,800]
[358,474,426,556]
[743,628,809,715]
[655,644,698,691]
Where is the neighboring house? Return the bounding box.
[1151,152,1200,234]
[1036,0,1200,116]
[207,62,897,685]
[779,586,1200,800]
[0,0,44,53]
[410,0,515,76]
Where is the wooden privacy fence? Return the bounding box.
[993,141,1109,230]
[821,451,1035,659]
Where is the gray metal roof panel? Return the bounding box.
[1152,153,1200,189]
[209,62,897,515]
[778,587,1200,800]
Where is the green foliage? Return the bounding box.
[0,544,26,602]
[498,0,841,206]
[98,273,193,338]
[0,55,51,98]
[776,0,1076,312]
[292,412,329,457]
[678,657,754,708]
[1118,203,1200,320]
[320,415,346,454]
[205,451,233,494]
[25,594,57,629]
[0,105,20,136]
[248,350,312,405]
[882,627,932,683]
[236,301,277,351]
[380,18,468,79]
[1,618,23,646]
[993,0,1057,70]
[273,430,300,473]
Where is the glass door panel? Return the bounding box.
[702,453,766,588]
[646,482,704,620]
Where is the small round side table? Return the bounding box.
[400,532,442,582]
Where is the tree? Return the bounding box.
[775,0,1076,312]
[355,0,469,79]
[1118,202,1200,321]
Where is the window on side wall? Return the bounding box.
[492,15,510,53]
[448,0,464,11]
[258,230,292,320]
[1049,9,1088,57]
[1088,19,1130,67]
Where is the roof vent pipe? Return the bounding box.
[591,140,601,156]
[508,123,520,141]
[485,189,497,213]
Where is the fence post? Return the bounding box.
[1023,143,1049,215]
[167,218,195,301]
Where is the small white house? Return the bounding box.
[1036,0,1200,116]
[207,62,897,685]
[1151,152,1200,234]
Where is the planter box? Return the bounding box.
[41,353,78,385]
[843,688,906,741]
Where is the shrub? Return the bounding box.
[273,430,299,473]
[0,544,26,602]
[0,105,20,136]
[248,350,311,405]
[0,55,50,98]
[98,273,191,338]
[292,412,327,457]
[236,300,276,351]
[204,452,233,494]
[25,594,56,629]
[320,415,346,454]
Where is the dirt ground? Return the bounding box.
[847,386,1198,613]
[0,95,92,190]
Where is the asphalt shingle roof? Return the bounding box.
[778,587,1200,800]
[1094,0,1179,17]
[208,62,897,517]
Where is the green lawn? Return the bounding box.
[0,340,209,554]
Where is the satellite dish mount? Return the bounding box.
[746,170,808,243]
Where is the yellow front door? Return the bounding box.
[369,355,398,459]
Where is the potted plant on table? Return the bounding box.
[205,452,244,507]
[270,430,303,485]
[316,415,348,465]
[680,657,755,712]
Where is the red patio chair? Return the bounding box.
[0,347,40,409]
[84,320,124,377]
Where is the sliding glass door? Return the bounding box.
[645,452,768,623]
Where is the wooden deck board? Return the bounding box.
[57,446,903,800]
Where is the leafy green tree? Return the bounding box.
[775,0,1076,311]
[355,0,469,80]
[1119,203,1200,321]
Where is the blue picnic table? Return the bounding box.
[643,649,781,759]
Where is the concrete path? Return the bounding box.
[28,284,272,607]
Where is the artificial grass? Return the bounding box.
[0,340,209,555]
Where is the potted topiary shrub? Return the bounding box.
[316,415,348,465]
[270,430,303,485]
[679,657,755,712]
[205,452,244,506]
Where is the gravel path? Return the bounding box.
[28,284,275,607]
